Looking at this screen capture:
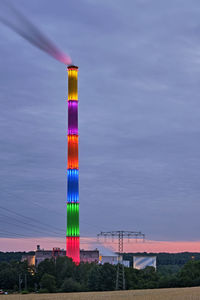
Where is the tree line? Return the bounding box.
[1,256,200,293]
[123,252,200,267]
[1,251,199,266]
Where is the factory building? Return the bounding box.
[22,245,133,268]
[133,256,157,270]
[22,245,99,267]
[80,249,99,263]
[34,246,66,266]
[99,255,130,267]
[21,254,35,266]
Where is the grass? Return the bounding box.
[1,287,200,300]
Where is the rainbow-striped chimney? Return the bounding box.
[66,65,80,264]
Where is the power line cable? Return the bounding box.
[0,205,64,234]
[0,190,110,231]
[0,191,65,230]
[0,211,63,235]
[0,230,32,238]
[0,214,64,237]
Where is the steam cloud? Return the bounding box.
[0,1,72,65]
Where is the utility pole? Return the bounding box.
[25,274,27,291]
[97,230,145,290]
[18,274,22,293]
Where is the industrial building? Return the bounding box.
[22,245,133,268]
[21,255,35,266]
[99,255,130,267]
[22,245,99,267]
[80,249,99,264]
[133,256,157,270]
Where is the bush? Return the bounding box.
[40,273,56,293]
[21,290,29,294]
[61,277,81,292]
[39,288,49,293]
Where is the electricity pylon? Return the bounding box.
[97,230,145,290]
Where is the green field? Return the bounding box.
[1,287,200,300]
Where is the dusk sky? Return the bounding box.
[1,0,200,251]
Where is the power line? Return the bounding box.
[1,188,111,231]
[0,213,64,237]
[97,231,145,253]
[0,189,112,236]
[0,230,31,238]
[0,211,63,236]
[0,205,64,234]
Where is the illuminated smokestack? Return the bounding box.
[66,65,80,264]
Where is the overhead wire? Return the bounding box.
[0,191,114,240]
[0,213,64,237]
[0,204,64,232]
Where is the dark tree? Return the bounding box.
[40,273,56,293]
